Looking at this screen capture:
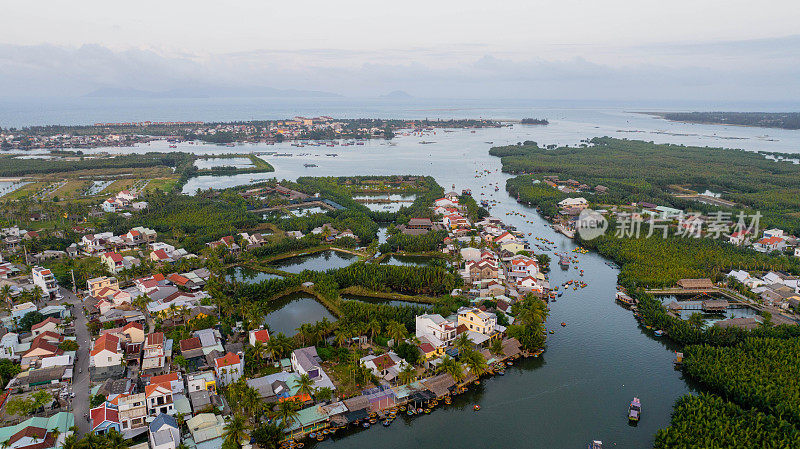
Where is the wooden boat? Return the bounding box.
[588,440,603,449]
[628,397,641,422]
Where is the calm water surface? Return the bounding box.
[263,292,335,336]
[270,250,357,274]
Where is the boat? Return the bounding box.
[473,405,481,411]
[303,163,317,167]
[628,397,641,422]
[559,255,570,269]
[654,330,665,337]
[588,440,603,449]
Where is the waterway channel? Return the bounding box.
[72,107,800,447]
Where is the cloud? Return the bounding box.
[1,37,799,102]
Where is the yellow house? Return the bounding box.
[457,307,498,336]
[500,240,526,254]
[87,276,119,297]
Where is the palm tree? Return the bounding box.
[398,364,417,385]
[687,312,704,329]
[462,350,488,378]
[103,429,129,449]
[366,318,380,343]
[385,320,407,345]
[489,337,505,357]
[437,356,465,383]
[272,400,300,431]
[61,435,78,449]
[294,374,315,401]
[453,333,473,356]
[0,285,12,309]
[222,414,250,448]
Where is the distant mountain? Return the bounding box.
[380,90,413,99]
[84,85,342,99]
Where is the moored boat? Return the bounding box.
[628,397,641,422]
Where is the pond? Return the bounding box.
[263,293,336,336]
[269,250,357,273]
[194,157,254,169]
[289,206,326,216]
[341,293,433,309]
[361,202,406,212]
[227,266,283,284]
[658,295,760,328]
[380,254,438,267]
[0,181,31,197]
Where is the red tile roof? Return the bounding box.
[103,252,123,263]
[168,273,190,286]
[150,372,179,385]
[180,337,202,352]
[145,332,164,347]
[251,329,270,343]
[91,334,120,356]
[419,343,436,354]
[145,381,172,398]
[31,317,61,331]
[215,352,241,368]
[90,403,119,429]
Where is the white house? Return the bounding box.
[90,334,123,368]
[213,352,244,386]
[415,314,457,349]
[149,413,180,449]
[0,332,19,360]
[754,236,786,253]
[558,197,588,209]
[32,266,61,300]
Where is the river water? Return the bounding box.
[20,104,800,447]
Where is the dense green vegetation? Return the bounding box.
[492,137,800,233]
[379,230,448,253]
[654,393,800,449]
[579,227,800,288]
[657,112,800,130]
[331,262,459,296]
[682,338,800,426]
[110,191,259,253]
[0,152,195,177]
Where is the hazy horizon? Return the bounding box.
[2,1,800,103]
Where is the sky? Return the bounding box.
[2,0,800,101]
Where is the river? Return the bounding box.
[23,104,800,447]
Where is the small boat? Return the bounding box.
[654,330,665,337]
[382,420,391,427]
[588,440,603,449]
[561,322,566,327]
[473,405,481,411]
[628,397,641,422]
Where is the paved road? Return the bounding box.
[62,287,90,436]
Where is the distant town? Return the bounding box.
[0,118,504,151]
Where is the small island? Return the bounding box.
[520,118,549,125]
[647,111,800,130]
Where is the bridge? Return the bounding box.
[647,286,769,313]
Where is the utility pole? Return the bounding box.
[71,269,77,294]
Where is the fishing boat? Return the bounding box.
[628,397,641,422]
[559,255,570,269]
[588,440,603,449]
[303,163,317,167]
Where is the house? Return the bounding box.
[186,371,217,394]
[460,247,481,262]
[100,252,125,273]
[499,240,526,254]
[415,314,456,355]
[0,332,20,360]
[11,301,37,320]
[492,231,516,244]
[149,413,180,449]
[360,352,408,382]
[457,307,503,338]
[90,402,121,435]
[32,266,61,300]
[187,413,226,445]
[728,230,751,246]
[149,372,184,394]
[509,256,539,280]
[754,236,786,253]
[142,332,167,373]
[31,317,61,337]
[124,227,157,245]
[249,328,271,347]
[291,346,324,379]
[145,382,175,416]
[557,197,588,209]
[763,228,785,239]
[20,334,64,368]
[214,352,244,386]
[115,393,147,432]
[102,199,117,213]
[0,412,74,449]
[87,276,119,297]
[90,334,123,368]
